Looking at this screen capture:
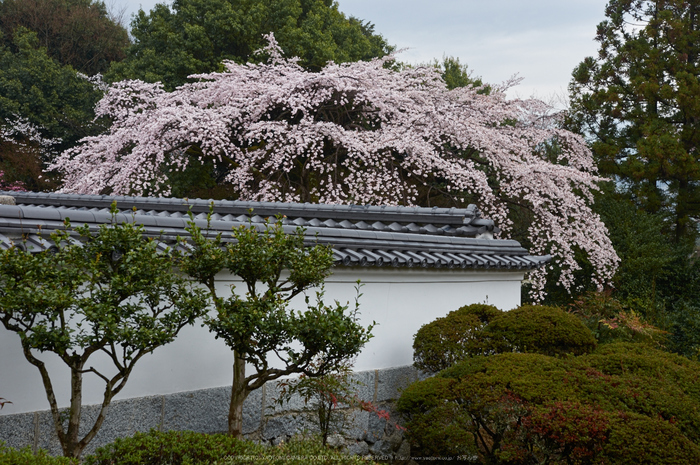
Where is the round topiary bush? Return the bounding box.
[412,303,502,373]
[485,304,597,356]
[397,342,700,464]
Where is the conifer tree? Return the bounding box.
[569,0,700,241]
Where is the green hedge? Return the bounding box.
[1,432,376,465]
[0,444,77,465]
[84,430,375,465]
[484,304,597,357]
[397,343,700,463]
[412,304,596,374]
[412,303,502,373]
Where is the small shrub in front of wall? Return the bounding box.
[412,303,502,373]
[275,363,404,448]
[83,430,375,465]
[484,304,597,356]
[0,443,77,465]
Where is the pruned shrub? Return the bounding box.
[0,443,77,465]
[397,343,700,463]
[391,377,473,459]
[413,304,595,373]
[412,303,502,373]
[520,401,610,464]
[485,304,597,356]
[83,430,250,465]
[603,413,700,464]
[83,430,374,465]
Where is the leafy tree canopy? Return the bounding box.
[0,26,105,189]
[0,210,208,459]
[568,0,700,242]
[0,0,129,75]
[422,55,488,91]
[0,167,25,191]
[181,214,373,437]
[106,0,393,91]
[0,0,126,191]
[558,186,700,359]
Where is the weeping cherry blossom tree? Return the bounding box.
[52,35,618,298]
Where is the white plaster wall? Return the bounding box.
[0,267,523,415]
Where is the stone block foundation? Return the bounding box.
[0,365,427,463]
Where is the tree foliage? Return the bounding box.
[564,0,700,351]
[0,116,61,191]
[0,209,208,459]
[398,343,700,464]
[55,37,618,298]
[565,187,700,358]
[0,0,129,75]
[0,27,102,146]
[0,0,121,190]
[0,168,25,191]
[0,27,105,189]
[180,214,373,437]
[569,290,667,347]
[568,0,700,241]
[424,55,488,91]
[594,189,676,307]
[106,0,392,91]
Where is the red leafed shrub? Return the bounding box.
[523,401,609,464]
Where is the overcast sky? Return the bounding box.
[119,0,609,101]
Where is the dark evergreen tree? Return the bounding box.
[0,0,129,75]
[0,27,104,189]
[107,0,393,91]
[569,0,700,242]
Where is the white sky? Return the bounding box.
[118,0,609,101]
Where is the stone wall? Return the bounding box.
[0,365,426,462]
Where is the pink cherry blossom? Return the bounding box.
[0,170,25,192]
[51,34,619,298]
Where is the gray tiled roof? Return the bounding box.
[0,192,549,270]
